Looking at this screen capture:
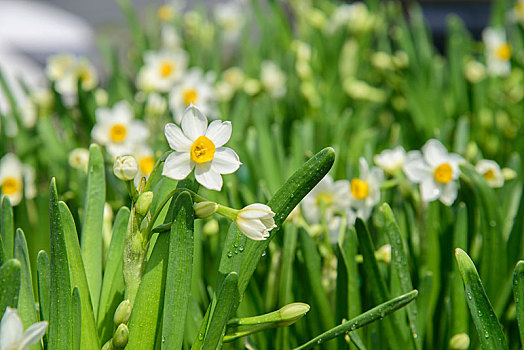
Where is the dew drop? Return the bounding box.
[478,310,482,317]
[198,333,204,340]
[227,251,233,258]
[234,243,239,248]
[412,333,418,339]
[234,249,238,254]
[239,246,244,252]
[484,330,489,338]
[162,336,166,343]
[467,292,472,300]
[262,251,266,257]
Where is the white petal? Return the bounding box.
[162,152,194,180]
[205,120,232,147]
[358,157,370,178]
[301,198,321,224]
[164,123,192,152]
[237,219,268,240]
[0,307,23,348]
[420,178,441,202]
[210,148,241,175]
[439,181,458,206]
[129,121,150,143]
[195,163,223,191]
[19,321,48,348]
[403,157,431,183]
[423,139,448,167]
[181,104,208,141]
[244,203,273,212]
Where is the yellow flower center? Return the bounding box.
[183,88,198,105]
[434,163,453,183]
[351,178,369,200]
[483,169,495,181]
[159,61,175,78]
[109,124,128,143]
[139,156,155,176]
[158,5,174,22]
[316,193,333,206]
[496,43,511,60]
[1,177,21,196]
[190,136,215,164]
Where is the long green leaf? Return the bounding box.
[37,250,50,323]
[454,248,508,349]
[162,191,194,350]
[81,144,106,312]
[48,178,73,349]
[72,287,82,350]
[513,261,524,345]
[1,197,14,260]
[0,258,21,319]
[60,201,99,349]
[293,290,419,350]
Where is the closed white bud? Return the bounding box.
[194,201,218,218]
[113,156,138,181]
[236,203,277,240]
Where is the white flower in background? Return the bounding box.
[46,53,76,81]
[374,146,407,173]
[136,50,188,92]
[145,93,167,116]
[214,0,245,41]
[464,60,486,83]
[349,158,384,221]
[46,54,98,97]
[326,2,374,34]
[235,203,276,240]
[158,4,175,23]
[0,307,48,350]
[91,101,149,157]
[260,61,286,98]
[163,104,241,191]
[483,27,511,77]
[169,68,217,123]
[403,139,464,206]
[161,25,182,50]
[475,159,504,188]
[23,166,37,200]
[134,145,156,184]
[216,67,245,101]
[511,0,524,25]
[0,153,24,206]
[113,155,138,181]
[243,78,262,96]
[69,147,90,172]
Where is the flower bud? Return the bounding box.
[112,323,129,348]
[502,167,517,181]
[278,303,310,326]
[101,340,113,350]
[235,203,276,241]
[113,156,138,181]
[194,201,218,218]
[449,333,470,350]
[114,299,132,325]
[136,191,154,216]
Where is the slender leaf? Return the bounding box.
[513,261,524,346]
[37,250,50,323]
[1,197,14,260]
[72,287,82,350]
[0,258,21,319]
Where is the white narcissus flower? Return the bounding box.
[136,50,189,93]
[91,101,149,157]
[482,27,511,77]
[69,147,90,171]
[0,153,24,206]
[403,139,465,206]
[0,307,48,350]
[236,203,277,240]
[349,158,384,222]
[46,54,98,97]
[169,68,217,123]
[162,104,241,191]
[475,159,504,188]
[374,146,407,173]
[260,61,286,99]
[214,0,245,42]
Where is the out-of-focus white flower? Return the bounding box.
[235,203,276,240]
[134,145,156,184]
[403,139,464,206]
[136,50,188,92]
[291,40,312,62]
[222,67,245,90]
[349,158,384,222]
[69,147,90,172]
[23,166,36,200]
[169,68,217,123]
[91,101,149,157]
[94,88,108,107]
[326,2,374,34]
[113,155,138,181]
[475,159,504,188]
[46,54,98,97]
[374,146,407,173]
[0,307,48,350]
[0,153,24,206]
[511,0,524,25]
[243,78,261,96]
[483,27,511,77]
[214,0,245,42]
[163,104,241,191]
[160,25,182,50]
[464,59,487,83]
[145,93,167,116]
[260,61,286,98]
[371,52,394,71]
[343,79,386,103]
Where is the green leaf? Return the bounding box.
[1,196,14,260]
[13,229,39,347]
[454,248,508,349]
[513,261,524,346]
[162,192,194,350]
[59,201,99,349]
[98,207,129,343]
[293,290,419,350]
[37,250,50,323]
[48,178,73,349]
[202,272,239,350]
[0,258,21,319]
[450,203,469,336]
[72,286,82,350]
[378,204,421,349]
[81,144,106,313]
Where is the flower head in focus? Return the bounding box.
[113,155,139,181]
[137,50,189,92]
[169,68,217,122]
[163,104,241,191]
[349,158,384,222]
[403,139,464,206]
[0,307,48,350]
[475,159,504,188]
[483,27,511,77]
[236,203,276,240]
[91,101,149,157]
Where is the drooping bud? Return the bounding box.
[112,323,129,348]
[194,201,218,218]
[278,303,311,326]
[136,191,154,216]
[114,299,132,325]
[113,156,138,181]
